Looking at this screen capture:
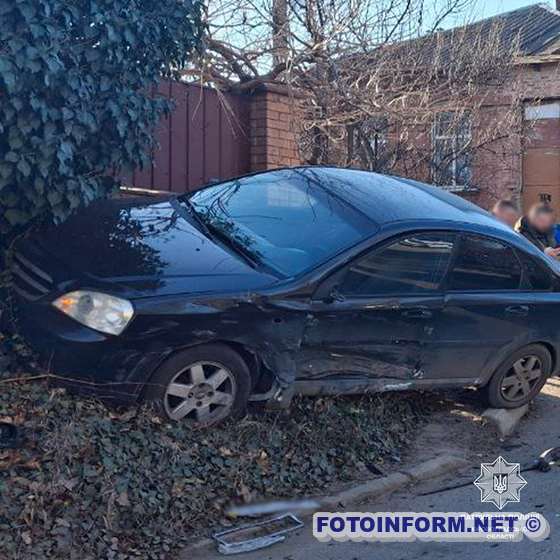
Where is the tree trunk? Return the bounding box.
[272,0,289,67]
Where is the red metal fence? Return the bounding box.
[120,81,251,193]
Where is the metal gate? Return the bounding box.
[120,81,251,193]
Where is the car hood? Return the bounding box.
[24,197,279,298]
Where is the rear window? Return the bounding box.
[448,235,521,291]
[518,253,552,290]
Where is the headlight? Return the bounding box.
[53,291,134,335]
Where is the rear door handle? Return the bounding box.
[401,308,433,319]
[505,305,529,317]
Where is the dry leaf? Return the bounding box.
[116,491,130,507]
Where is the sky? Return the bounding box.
[477,0,553,18]
[454,0,555,23]
[407,1,555,37]
[208,0,556,71]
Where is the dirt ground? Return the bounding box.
[400,388,499,467]
[191,380,560,560]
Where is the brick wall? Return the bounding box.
[517,61,560,99]
[467,102,523,209]
[387,63,559,212]
[468,61,560,210]
[249,84,303,171]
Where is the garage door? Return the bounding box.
[523,102,560,214]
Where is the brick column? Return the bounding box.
[249,83,304,171]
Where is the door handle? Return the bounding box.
[401,308,433,319]
[505,305,529,317]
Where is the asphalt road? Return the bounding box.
[193,379,560,560]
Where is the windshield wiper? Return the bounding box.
[202,220,262,270]
[176,198,214,238]
[177,199,262,270]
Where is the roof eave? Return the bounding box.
[514,53,560,65]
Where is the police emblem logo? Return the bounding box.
[474,456,527,510]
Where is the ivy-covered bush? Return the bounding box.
[0,0,204,234]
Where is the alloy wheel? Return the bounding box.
[164,361,236,425]
[500,355,543,403]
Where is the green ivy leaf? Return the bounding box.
[17,158,31,177]
[4,208,29,225]
[0,0,204,234]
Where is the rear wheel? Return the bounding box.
[485,344,551,408]
[145,344,251,427]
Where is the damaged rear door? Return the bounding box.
[296,231,456,394]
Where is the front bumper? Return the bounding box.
[14,298,167,404]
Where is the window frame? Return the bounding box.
[432,110,472,191]
[315,230,458,300]
[442,233,524,293]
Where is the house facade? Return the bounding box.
[516,57,560,213]
[258,4,560,215]
[423,5,560,214]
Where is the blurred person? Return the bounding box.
[491,199,519,228]
[515,203,560,258]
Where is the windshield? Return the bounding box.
[186,169,377,277]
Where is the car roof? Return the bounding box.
[196,165,559,279]
[267,166,560,282]
[293,166,506,230]
[291,166,560,265]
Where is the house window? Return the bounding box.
[432,111,472,190]
[524,102,560,121]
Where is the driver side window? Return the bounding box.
[339,232,456,296]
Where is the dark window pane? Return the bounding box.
[449,235,521,291]
[340,233,455,296]
[455,152,472,185]
[519,253,552,290]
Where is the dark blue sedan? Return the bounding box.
[12,167,560,426]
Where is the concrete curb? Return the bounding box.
[482,405,529,439]
[401,454,470,484]
[319,472,410,510]
[320,453,468,509]
[181,453,468,557]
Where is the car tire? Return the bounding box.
[144,344,251,427]
[484,344,552,409]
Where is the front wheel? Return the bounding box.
[484,344,552,408]
[144,344,251,427]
